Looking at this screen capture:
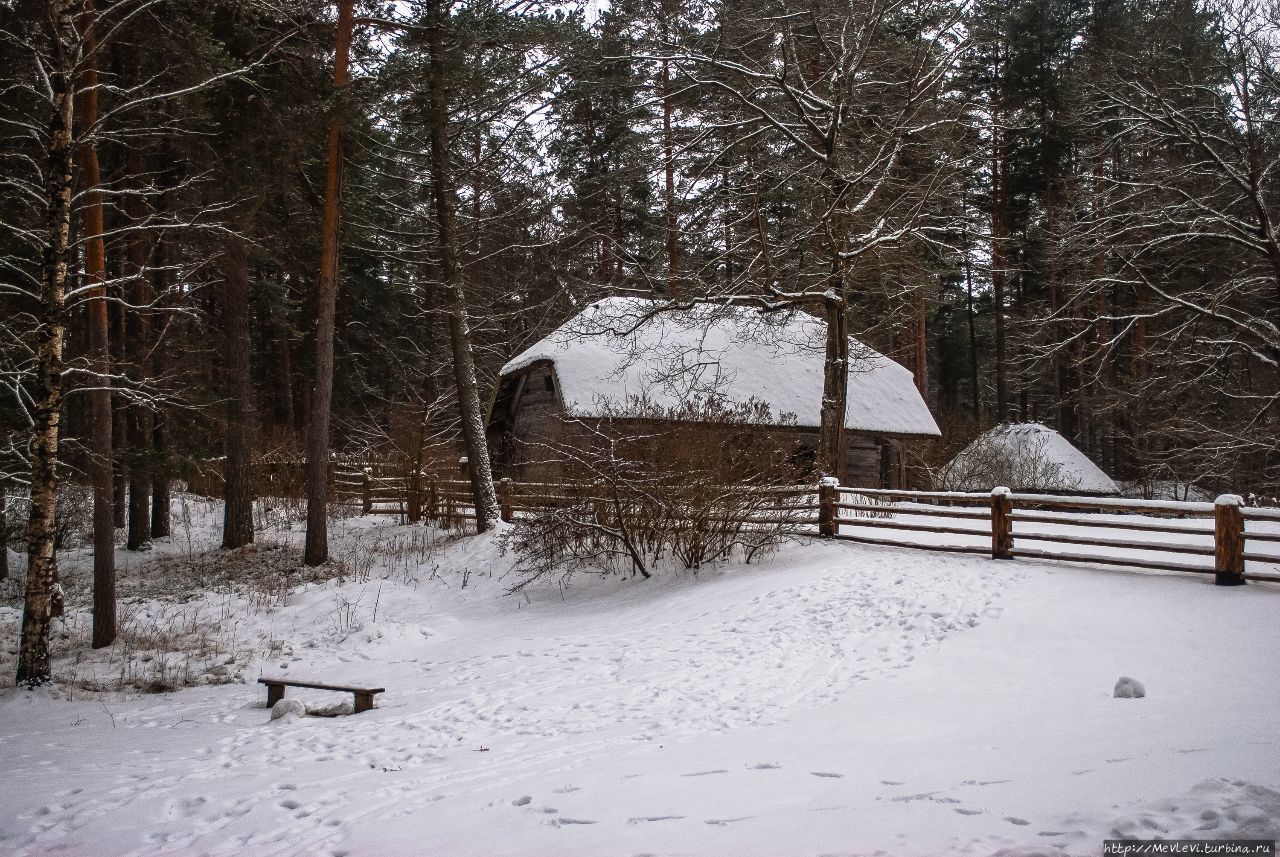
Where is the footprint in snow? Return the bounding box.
[705,817,752,826]
[627,816,684,824]
[512,796,532,807]
[681,769,728,777]
[748,762,782,770]
[1004,816,1031,826]
[953,808,983,815]
[550,817,596,826]
[810,772,843,778]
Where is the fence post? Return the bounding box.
[361,468,372,515]
[991,487,1014,560]
[427,479,438,523]
[499,478,514,523]
[818,477,839,538]
[1214,494,1246,586]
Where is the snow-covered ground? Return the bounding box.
[1,497,1277,856]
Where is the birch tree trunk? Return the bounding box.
[77,0,116,648]
[0,488,8,583]
[18,0,77,687]
[426,0,499,531]
[304,0,356,566]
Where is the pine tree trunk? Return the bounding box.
[151,413,171,538]
[18,0,76,686]
[77,0,115,649]
[913,289,928,400]
[963,233,980,419]
[305,0,356,567]
[818,293,848,480]
[149,234,171,539]
[987,32,1009,424]
[220,237,255,549]
[125,151,152,550]
[991,136,1009,423]
[660,2,679,299]
[426,0,499,531]
[112,418,127,528]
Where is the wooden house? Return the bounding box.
[485,298,941,487]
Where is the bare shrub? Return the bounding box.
[507,397,814,589]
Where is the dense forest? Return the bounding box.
[1,0,1277,678]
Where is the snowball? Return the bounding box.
[1114,676,1146,698]
[270,698,307,720]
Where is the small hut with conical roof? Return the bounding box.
[938,423,1118,495]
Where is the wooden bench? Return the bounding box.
[258,677,385,714]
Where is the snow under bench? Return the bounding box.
[258,677,385,713]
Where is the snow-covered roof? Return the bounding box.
[939,423,1118,494]
[499,297,940,437]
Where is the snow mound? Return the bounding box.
[1114,676,1146,698]
[1109,779,1280,840]
[269,698,307,721]
[308,697,355,717]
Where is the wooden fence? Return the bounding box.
[186,460,1280,585]
[817,483,1280,586]
[349,474,1280,586]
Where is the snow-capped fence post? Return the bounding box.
[990,487,1014,560]
[360,467,373,515]
[818,477,839,538]
[1214,494,1246,586]
[498,478,514,523]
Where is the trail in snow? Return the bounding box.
[0,508,1276,857]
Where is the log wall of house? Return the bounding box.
[487,362,911,489]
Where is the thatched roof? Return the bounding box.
[500,297,940,437]
[939,423,1118,494]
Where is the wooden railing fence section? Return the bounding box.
[181,458,1280,584]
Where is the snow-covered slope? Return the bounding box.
[501,297,941,437]
[0,503,1276,856]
